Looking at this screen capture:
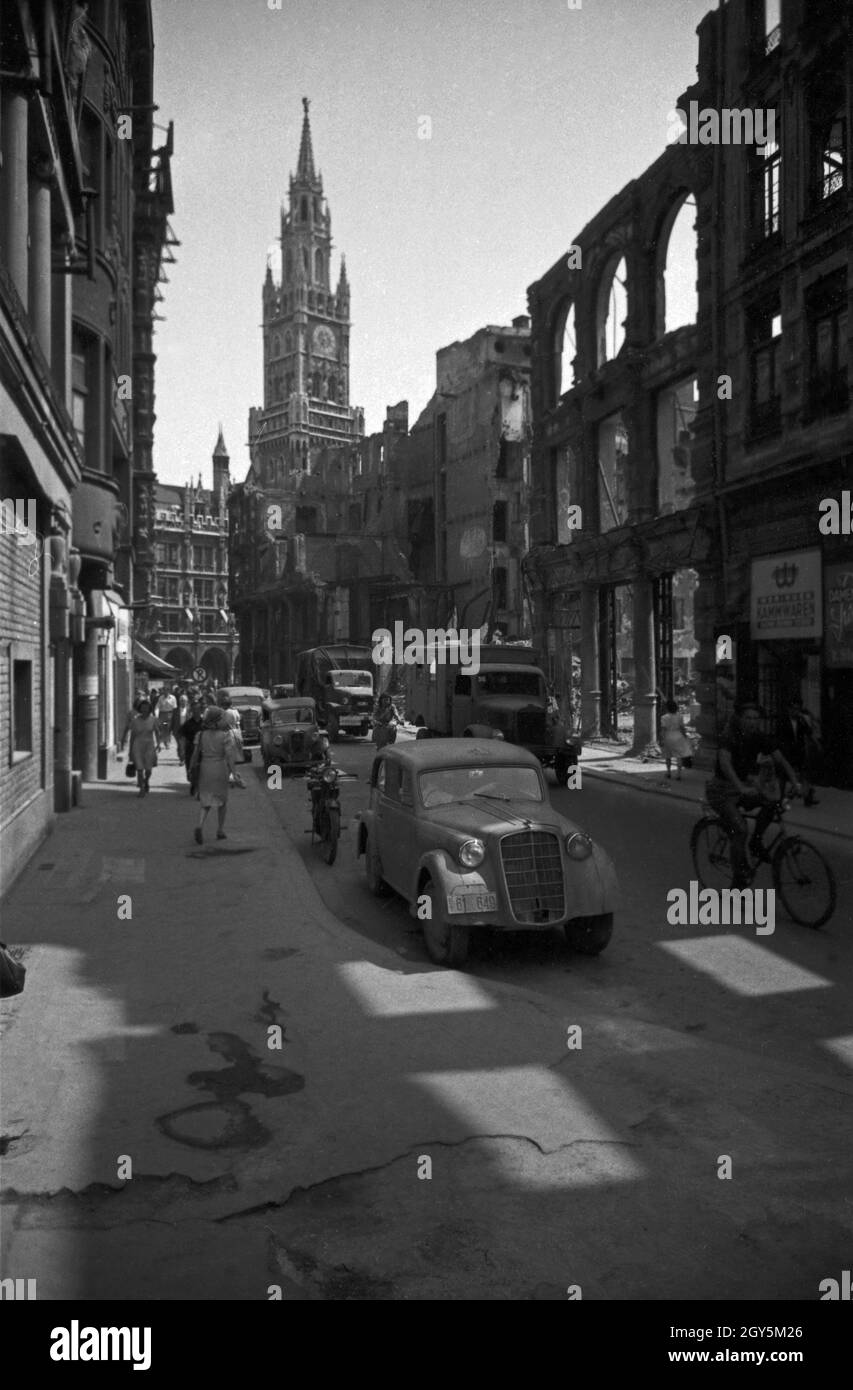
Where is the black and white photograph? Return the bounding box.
[1,0,852,1348]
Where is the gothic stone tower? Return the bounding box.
[249,98,364,486]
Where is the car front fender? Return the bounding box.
[565,844,620,919]
[409,848,492,916]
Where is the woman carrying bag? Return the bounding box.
[119,698,161,796]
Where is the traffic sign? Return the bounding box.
[193,666,207,681]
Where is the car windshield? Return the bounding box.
[477,672,543,697]
[329,671,372,689]
[223,690,264,705]
[272,708,314,725]
[418,765,544,806]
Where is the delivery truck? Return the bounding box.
[406,642,581,784]
[295,645,375,740]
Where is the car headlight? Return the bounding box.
[492,729,504,740]
[273,735,282,746]
[458,838,485,869]
[565,832,592,860]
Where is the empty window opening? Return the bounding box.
[656,378,698,515]
[598,410,630,532]
[493,500,508,542]
[597,256,628,366]
[556,301,577,396]
[661,195,698,334]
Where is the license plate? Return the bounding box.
[340,716,363,726]
[447,890,498,915]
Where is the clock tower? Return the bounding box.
[250,98,364,484]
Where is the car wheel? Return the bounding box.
[364,834,390,896]
[422,878,469,967]
[564,912,613,956]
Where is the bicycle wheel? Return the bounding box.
[771,836,836,928]
[691,817,734,890]
[319,804,340,865]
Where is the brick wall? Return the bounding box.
[0,525,49,898]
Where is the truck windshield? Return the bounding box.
[477,672,543,697]
[330,672,372,689]
[418,766,543,806]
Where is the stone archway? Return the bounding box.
[164,647,193,674]
[200,647,229,684]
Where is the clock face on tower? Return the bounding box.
[312,324,337,357]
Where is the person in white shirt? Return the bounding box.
[157,688,177,748]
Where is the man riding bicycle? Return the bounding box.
[706,701,802,888]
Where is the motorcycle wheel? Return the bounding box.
[319,804,340,865]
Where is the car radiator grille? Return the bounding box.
[500,831,565,924]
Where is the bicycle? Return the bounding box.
[690,790,836,929]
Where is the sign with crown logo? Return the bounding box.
[750,548,822,641]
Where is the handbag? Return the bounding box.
[125,761,137,778]
[0,942,26,997]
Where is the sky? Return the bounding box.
[149,0,715,487]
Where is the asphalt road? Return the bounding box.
[261,734,853,1068]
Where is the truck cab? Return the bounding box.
[295,646,375,741]
[407,645,581,785]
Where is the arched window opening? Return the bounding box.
[302,247,309,274]
[661,195,698,335]
[285,250,293,282]
[311,371,321,397]
[554,301,577,397]
[284,331,293,353]
[315,249,324,282]
[328,376,337,403]
[596,255,628,366]
[300,196,308,221]
[273,335,280,358]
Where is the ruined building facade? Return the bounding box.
[526,0,852,782]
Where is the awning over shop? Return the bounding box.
[132,640,179,676]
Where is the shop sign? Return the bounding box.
[115,608,130,660]
[750,549,822,641]
[825,562,853,668]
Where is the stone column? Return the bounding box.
[631,577,659,756]
[1,87,29,304]
[79,623,100,782]
[580,587,601,738]
[28,162,53,363]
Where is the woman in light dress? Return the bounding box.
[660,698,693,781]
[120,698,161,796]
[189,706,239,844]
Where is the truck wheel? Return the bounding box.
[554,753,572,786]
[364,835,390,896]
[360,722,370,739]
[422,878,469,967]
[327,713,340,742]
[564,912,613,956]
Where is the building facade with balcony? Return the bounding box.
[138,431,235,685]
[525,0,851,781]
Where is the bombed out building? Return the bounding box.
[525,0,852,782]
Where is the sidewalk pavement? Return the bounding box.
[579,741,851,842]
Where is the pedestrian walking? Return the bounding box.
[660,698,693,780]
[218,691,244,778]
[157,686,177,749]
[372,693,398,749]
[179,699,205,792]
[119,698,161,796]
[189,706,239,843]
[775,696,821,806]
